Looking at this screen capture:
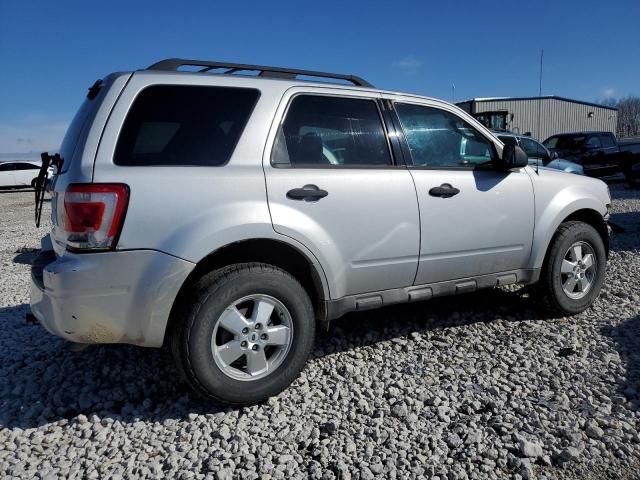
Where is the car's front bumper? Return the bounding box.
[30,237,194,347]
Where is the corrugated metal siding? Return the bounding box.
[470,98,617,141]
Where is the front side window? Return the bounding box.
[272,95,391,167]
[115,85,260,166]
[395,103,495,167]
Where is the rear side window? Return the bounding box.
[114,85,259,166]
[272,95,392,167]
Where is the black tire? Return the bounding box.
[31,178,37,189]
[536,221,606,315]
[625,170,639,189]
[171,262,315,405]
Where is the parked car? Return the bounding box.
[31,59,612,405]
[542,131,640,183]
[496,133,584,174]
[0,161,41,188]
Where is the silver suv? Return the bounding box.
[31,59,612,404]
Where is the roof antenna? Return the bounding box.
[535,49,543,175]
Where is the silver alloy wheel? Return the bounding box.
[560,241,597,300]
[211,294,293,381]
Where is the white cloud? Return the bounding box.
[0,120,69,154]
[603,87,616,98]
[392,56,423,72]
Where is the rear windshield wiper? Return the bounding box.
[35,152,63,228]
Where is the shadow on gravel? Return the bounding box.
[602,314,640,411]
[609,211,640,252]
[0,288,543,429]
[13,248,39,265]
[0,188,35,194]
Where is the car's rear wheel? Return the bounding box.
[172,262,315,405]
[624,169,639,189]
[536,221,606,315]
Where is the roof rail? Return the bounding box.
[146,58,374,88]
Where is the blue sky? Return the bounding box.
[1,0,638,155]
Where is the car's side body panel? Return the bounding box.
[526,168,610,269]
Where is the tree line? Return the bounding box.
[601,96,640,138]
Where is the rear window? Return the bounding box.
[114,85,259,166]
[59,96,102,172]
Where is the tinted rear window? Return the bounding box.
[59,96,102,172]
[114,85,259,166]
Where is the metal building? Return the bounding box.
[456,96,618,142]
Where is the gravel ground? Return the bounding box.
[1,185,639,480]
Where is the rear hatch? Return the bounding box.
[41,73,133,256]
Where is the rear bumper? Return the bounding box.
[30,242,194,347]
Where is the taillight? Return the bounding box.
[61,184,129,250]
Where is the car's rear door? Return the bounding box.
[263,88,420,299]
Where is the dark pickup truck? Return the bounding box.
[542,131,640,186]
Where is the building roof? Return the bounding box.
[458,95,617,111]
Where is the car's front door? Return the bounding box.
[13,163,39,186]
[264,90,420,299]
[389,100,535,285]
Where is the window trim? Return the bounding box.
[269,92,401,170]
[113,84,261,168]
[390,100,501,171]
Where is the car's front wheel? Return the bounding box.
[172,263,315,405]
[536,221,606,315]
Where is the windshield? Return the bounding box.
[543,135,586,150]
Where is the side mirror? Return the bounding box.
[500,144,528,169]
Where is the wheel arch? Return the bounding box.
[165,238,329,345]
[534,207,609,272]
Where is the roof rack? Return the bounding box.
[146,58,374,88]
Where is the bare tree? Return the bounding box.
[601,96,640,138]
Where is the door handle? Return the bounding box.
[287,184,328,201]
[429,183,460,198]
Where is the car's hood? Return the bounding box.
[546,158,584,173]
